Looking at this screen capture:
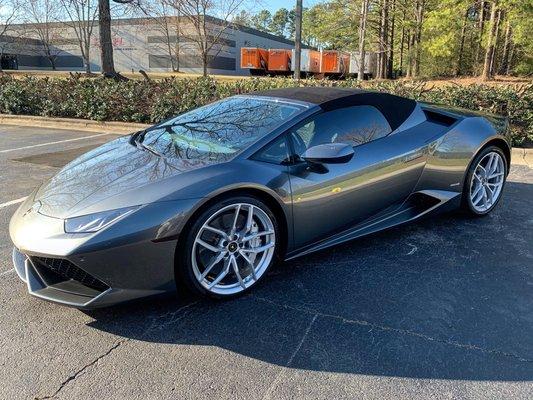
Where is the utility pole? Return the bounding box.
[294,0,302,80]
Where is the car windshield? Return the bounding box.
[139,96,305,160]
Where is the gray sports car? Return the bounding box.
[10,87,510,308]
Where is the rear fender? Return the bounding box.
[414,116,505,193]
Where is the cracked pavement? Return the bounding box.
[0,126,532,399]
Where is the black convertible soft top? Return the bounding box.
[252,87,417,131]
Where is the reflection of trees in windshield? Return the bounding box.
[142,97,303,161]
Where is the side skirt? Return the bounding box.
[285,190,461,261]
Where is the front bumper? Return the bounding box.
[13,247,112,308]
[12,247,176,308]
[9,196,199,308]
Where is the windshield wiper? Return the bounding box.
[130,130,163,158]
[136,139,163,158]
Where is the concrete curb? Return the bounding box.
[511,147,533,168]
[0,114,150,135]
[0,113,531,168]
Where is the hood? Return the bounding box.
[34,136,223,218]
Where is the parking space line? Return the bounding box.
[0,268,14,277]
[0,197,27,209]
[0,133,114,154]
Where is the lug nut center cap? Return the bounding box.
[228,242,238,252]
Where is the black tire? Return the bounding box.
[176,195,279,299]
[461,145,508,216]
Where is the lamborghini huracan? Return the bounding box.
[10,87,511,308]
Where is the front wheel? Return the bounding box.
[178,196,278,298]
[462,146,507,216]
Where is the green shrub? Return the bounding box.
[0,75,530,146]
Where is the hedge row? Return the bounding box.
[0,75,531,146]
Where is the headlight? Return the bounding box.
[64,206,139,233]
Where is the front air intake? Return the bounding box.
[30,257,109,292]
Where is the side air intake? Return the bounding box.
[423,109,457,127]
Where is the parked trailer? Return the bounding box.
[240,47,269,75]
[348,52,378,78]
[267,49,292,75]
[321,50,350,76]
[291,49,321,76]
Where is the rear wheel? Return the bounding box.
[178,196,278,298]
[462,146,507,216]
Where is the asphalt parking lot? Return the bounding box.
[0,125,532,400]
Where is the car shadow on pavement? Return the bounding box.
[84,180,533,382]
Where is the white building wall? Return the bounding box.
[4,17,295,76]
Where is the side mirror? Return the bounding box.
[301,143,354,164]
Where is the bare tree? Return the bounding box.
[137,0,181,72]
[25,0,65,70]
[0,0,20,72]
[163,0,245,77]
[60,0,99,73]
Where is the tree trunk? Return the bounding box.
[98,0,116,76]
[499,19,511,75]
[406,30,413,78]
[489,9,502,76]
[84,42,91,74]
[377,0,389,79]
[387,0,396,78]
[294,0,303,80]
[85,61,91,74]
[175,13,180,72]
[202,53,208,77]
[506,42,514,75]
[49,57,56,70]
[474,1,486,74]
[481,2,498,81]
[413,0,424,77]
[399,0,407,76]
[357,0,369,81]
[456,9,469,76]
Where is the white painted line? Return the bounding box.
[0,197,27,209]
[0,268,14,277]
[0,133,113,154]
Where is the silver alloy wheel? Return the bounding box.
[191,203,276,295]
[469,151,505,213]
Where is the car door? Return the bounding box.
[287,105,426,248]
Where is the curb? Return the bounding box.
[0,114,150,135]
[511,147,533,168]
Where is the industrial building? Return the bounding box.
[0,16,294,75]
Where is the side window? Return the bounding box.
[290,106,392,156]
[252,134,290,164]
